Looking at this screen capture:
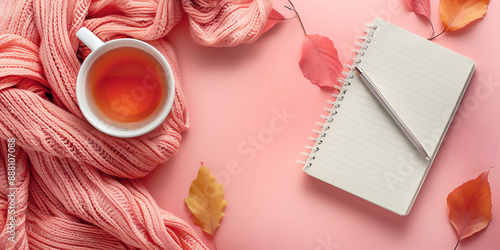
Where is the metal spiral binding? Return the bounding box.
[298,21,378,169]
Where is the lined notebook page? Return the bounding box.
[304,18,475,215]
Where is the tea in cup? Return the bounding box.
[76,27,175,138]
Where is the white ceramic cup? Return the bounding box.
[76,27,175,138]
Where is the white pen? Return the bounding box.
[354,66,430,161]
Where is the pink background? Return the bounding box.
[143,0,500,249]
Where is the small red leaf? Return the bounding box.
[262,9,285,34]
[407,0,431,20]
[299,34,342,89]
[447,169,492,245]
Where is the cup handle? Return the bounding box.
[76,27,104,51]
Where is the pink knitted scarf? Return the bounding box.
[0,0,273,249]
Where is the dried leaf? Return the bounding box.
[407,0,431,20]
[440,0,490,32]
[447,169,492,246]
[299,34,342,89]
[262,8,285,34]
[185,163,227,236]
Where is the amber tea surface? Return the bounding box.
[88,46,165,122]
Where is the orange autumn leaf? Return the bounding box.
[440,0,490,32]
[447,169,492,247]
[185,163,227,236]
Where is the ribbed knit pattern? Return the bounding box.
[182,0,272,47]
[0,0,271,249]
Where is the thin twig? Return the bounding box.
[428,19,435,38]
[286,0,307,35]
[454,238,460,250]
[428,28,446,41]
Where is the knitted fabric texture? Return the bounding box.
[0,0,272,249]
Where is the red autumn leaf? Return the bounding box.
[447,169,492,248]
[440,0,490,32]
[299,34,342,89]
[407,0,431,20]
[262,8,285,34]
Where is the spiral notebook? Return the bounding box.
[300,18,475,216]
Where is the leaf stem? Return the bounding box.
[428,28,446,41]
[454,238,460,250]
[286,0,307,35]
[429,19,435,38]
[214,238,218,250]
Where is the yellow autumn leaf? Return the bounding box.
[440,0,490,32]
[185,163,227,236]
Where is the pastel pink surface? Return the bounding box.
[143,0,500,249]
